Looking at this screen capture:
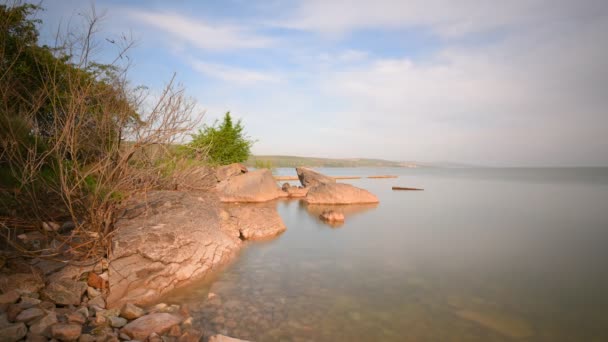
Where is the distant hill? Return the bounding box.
[246,155,420,168]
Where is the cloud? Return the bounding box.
[279,0,606,38]
[128,10,275,50]
[188,58,281,85]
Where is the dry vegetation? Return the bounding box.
[0,3,204,263]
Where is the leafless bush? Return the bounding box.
[0,3,203,262]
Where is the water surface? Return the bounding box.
[165,167,608,341]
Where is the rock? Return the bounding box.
[108,316,127,328]
[87,296,105,309]
[78,334,95,342]
[107,191,239,308]
[42,279,87,305]
[216,163,248,182]
[0,273,45,294]
[319,210,345,222]
[6,304,23,321]
[208,335,251,342]
[42,222,60,232]
[180,317,193,330]
[29,311,58,336]
[25,333,48,342]
[0,291,20,305]
[296,167,335,188]
[216,169,283,202]
[86,287,101,298]
[282,186,308,198]
[148,332,162,342]
[15,307,44,323]
[119,303,145,320]
[0,322,27,342]
[281,182,291,191]
[66,312,86,325]
[120,313,182,340]
[18,296,41,309]
[15,232,48,251]
[168,325,181,337]
[220,203,286,240]
[39,301,56,311]
[50,323,82,341]
[178,329,202,342]
[76,307,89,319]
[31,259,66,276]
[87,273,105,290]
[306,183,379,204]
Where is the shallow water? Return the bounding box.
[164,167,608,341]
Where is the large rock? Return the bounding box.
[220,203,286,240]
[41,279,87,305]
[0,322,27,342]
[305,183,379,204]
[173,165,219,191]
[50,324,82,341]
[216,169,282,202]
[216,163,248,182]
[121,313,182,340]
[0,274,44,294]
[107,191,239,308]
[296,167,335,188]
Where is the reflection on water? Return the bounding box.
[163,168,608,341]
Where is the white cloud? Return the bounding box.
[128,10,275,50]
[188,58,281,85]
[279,0,606,38]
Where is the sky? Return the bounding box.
[33,0,608,166]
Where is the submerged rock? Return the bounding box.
[121,313,182,340]
[296,167,335,188]
[319,210,345,223]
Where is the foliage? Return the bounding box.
[0,2,201,261]
[187,112,253,165]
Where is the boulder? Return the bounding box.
[173,165,219,191]
[107,191,239,308]
[0,274,44,294]
[319,210,345,222]
[220,203,286,240]
[296,167,335,188]
[120,313,182,340]
[216,163,248,182]
[119,303,145,320]
[50,324,82,341]
[216,169,282,202]
[0,322,27,342]
[41,279,87,305]
[0,291,20,305]
[306,183,379,204]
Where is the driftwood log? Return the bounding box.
[392,186,424,191]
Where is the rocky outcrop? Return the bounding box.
[305,183,379,204]
[216,163,248,182]
[220,203,286,241]
[107,191,240,308]
[216,169,282,203]
[296,167,335,188]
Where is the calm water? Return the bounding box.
[164,168,608,341]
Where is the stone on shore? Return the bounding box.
[0,322,27,342]
[15,307,44,323]
[0,291,20,305]
[41,279,87,306]
[120,313,182,340]
[306,183,379,204]
[28,311,57,336]
[296,167,335,188]
[107,191,239,308]
[120,303,146,320]
[0,274,45,294]
[50,323,82,341]
[216,169,283,202]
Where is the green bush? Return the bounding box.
[186,112,253,165]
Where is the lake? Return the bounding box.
[163,167,608,341]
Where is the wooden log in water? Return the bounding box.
[367,175,398,179]
[392,186,424,191]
